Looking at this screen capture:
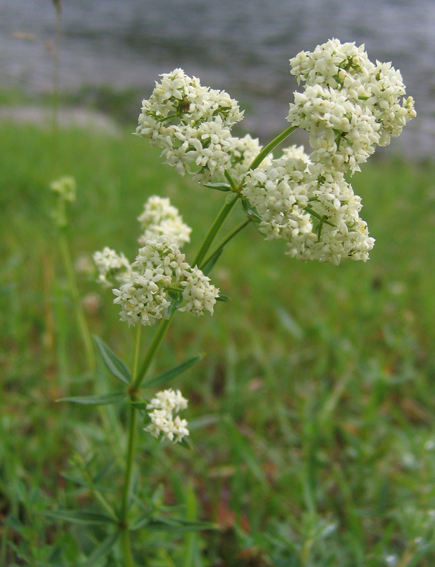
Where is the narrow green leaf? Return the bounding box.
[49,546,62,564]
[145,518,216,533]
[241,198,263,221]
[224,416,267,485]
[216,293,230,302]
[59,473,88,487]
[166,294,184,317]
[82,532,119,567]
[201,248,223,276]
[165,517,217,529]
[178,437,193,450]
[188,414,220,430]
[131,401,148,411]
[43,510,116,526]
[168,288,182,300]
[204,182,231,192]
[8,516,22,533]
[129,512,151,531]
[57,392,126,405]
[142,355,203,389]
[93,458,116,484]
[94,336,130,385]
[274,305,304,340]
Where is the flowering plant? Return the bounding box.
[51,39,415,565]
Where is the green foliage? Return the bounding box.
[94,335,131,385]
[1,121,435,565]
[57,392,127,405]
[142,355,204,389]
[204,182,232,192]
[43,510,117,526]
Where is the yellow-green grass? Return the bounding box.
[1,122,435,566]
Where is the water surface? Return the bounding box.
[1,0,433,155]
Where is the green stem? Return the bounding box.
[119,196,239,565]
[200,218,251,270]
[132,313,175,391]
[120,404,138,524]
[58,230,96,372]
[132,325,142,379]
[249,125,298,171]
[51,0,61,176]
[121,528,134,567]
[119,328,143,565]
[224,169,239,192]
[193,196,239,268]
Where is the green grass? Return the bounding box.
[1,121,435,566]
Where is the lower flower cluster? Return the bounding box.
[137,196,191,247]
[93,196,220,328]
[144,389,189,443]
[113,236,219,327]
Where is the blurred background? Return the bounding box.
[1,0,434,152]
[2,1,435,566]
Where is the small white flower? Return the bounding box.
[179,266,220,317]
[146,388,188,414]
[113,236,219,326]
[287,39,416,173]
[243,152,375,264]
[224,134,273,185]
[138,195,192,247]
[136,68,244,183]
[50,176,76,202]
[144,389,189,443]
[93,247,131,288]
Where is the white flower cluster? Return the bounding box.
[93,247,131,288]
[137,196,191,247]
[136,68,244,183]
[144,389,189,443]
[287,39,416,173]
[224,134,273,185]
[50,176,76,202]
[133,43,414,266]
[179,267,220,317]
[113,236,219,327]
[242,146,375,264]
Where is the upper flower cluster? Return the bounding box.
[113,236,219,327]
[134,41,415,265]
[242,145,375,264]
[287,39,416,173]
[224,134,273,185]
[136,68,244,183]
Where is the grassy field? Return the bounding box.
[1,119,435,566]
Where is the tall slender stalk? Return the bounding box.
[119,196,238,565]
[249,125,298,170]
[118,123,299,565]
[132,314,175,391]
[200,218,251,270]
[58,230,96,372]
[51,0,62,177]
[193,196,239,268]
